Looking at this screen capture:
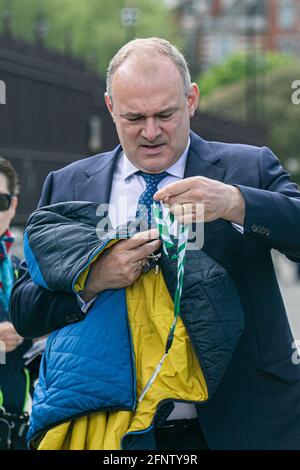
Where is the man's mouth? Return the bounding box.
[141,143,165,147]
[140,143,165,154]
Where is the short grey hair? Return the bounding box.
[106,37,191,101]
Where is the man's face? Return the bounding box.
[0,173,17,236]
[105,56,199,174]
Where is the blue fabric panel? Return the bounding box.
[28,288,135,442]
[23,231,49,290]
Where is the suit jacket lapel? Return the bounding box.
[75,146,122,204]
[74,132,227,205]
[185,131,226,182]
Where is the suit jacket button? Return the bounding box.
[251,224,258,233]
[66,313,81,324]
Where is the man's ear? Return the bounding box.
[104,92,114,116]
[187,83,200,118]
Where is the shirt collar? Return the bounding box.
[123,138,190,181]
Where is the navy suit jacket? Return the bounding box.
[10,131,300,449]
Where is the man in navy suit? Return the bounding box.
[11,38,300,449]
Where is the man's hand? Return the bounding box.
[154,176,245,225]
[0,321,24,353]
[81,229,161,302]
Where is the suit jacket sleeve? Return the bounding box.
[10,171,85,339]
[235,146,300,261]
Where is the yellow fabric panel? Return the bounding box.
[37,411,133,450]
[124,269,208,435]
[38,269,208,450]
[74,239,119,292]
[38,413,107,450]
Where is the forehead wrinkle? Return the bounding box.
[113,80,184,116]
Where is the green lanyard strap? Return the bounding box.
[138,202,189,403]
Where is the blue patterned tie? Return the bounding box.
[136,171,168,228]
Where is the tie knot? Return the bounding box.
[135,171,168,228]
[137,171,168,187]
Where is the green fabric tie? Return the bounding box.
[138,201,189,403]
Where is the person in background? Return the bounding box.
[0,156,31,449]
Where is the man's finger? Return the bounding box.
[170,203,205,223]
[170,203,198,214]
[125,228,159,249]
[173,213,195,224]
[167,196,192,205]
[154,179,192,201]
[132,258,148,273]
[130,239,161,261]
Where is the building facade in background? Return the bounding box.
[169,0,300,73]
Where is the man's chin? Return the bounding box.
[138,158,171,174]
[136,149,174,172]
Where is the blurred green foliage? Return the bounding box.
[1,0,178,73]
[197,51,293,97]
[200,58,300,182]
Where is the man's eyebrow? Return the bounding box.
[120,107,179,118]
[156,106,178,115]
[120,112,143,118]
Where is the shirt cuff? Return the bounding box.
[231,222,244,234]
[76,293,97,314]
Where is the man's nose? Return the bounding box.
[140,117,162,141]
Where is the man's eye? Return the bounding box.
[158,114,173,120]
[126,116,142,122]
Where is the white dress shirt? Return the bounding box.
[108,140,190,228]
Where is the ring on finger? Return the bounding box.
[138,259,143,270]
